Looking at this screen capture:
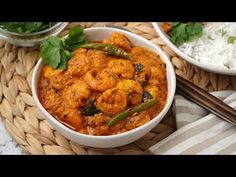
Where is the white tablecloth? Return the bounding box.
[0,118,23,154]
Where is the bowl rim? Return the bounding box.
[152,22,236,76]
[0,22,66,37]
[32,26,176,140]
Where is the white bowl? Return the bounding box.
[32,27,176,148]
[152,22,236,75]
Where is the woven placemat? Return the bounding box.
[0,22,235,155]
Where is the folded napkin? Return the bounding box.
[149,90,236,155]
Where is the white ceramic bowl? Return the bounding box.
[32,27,176,148]
[152,22,236,75]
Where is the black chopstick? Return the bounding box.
[176,75,236,125]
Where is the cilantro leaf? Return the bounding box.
[227,36,236,44]
[63,25,87,50]
[40,25,87,70]
[0,22,56,34]
[169,23,188,46]
[186,22,202,41]
[171,22,181,28]
[40,36,66,69]
[57,50,69,70]
[168,22,203,46]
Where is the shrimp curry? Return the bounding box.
[38,32,167,136]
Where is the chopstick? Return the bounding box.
[176,75,236,125]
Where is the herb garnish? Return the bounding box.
[81,100,100,116]
[227,36,236,44]
[135,63,144,73]
[0,22,56,34]
[40,25,86,70]
[168,22,203,46]
[63,25,87,51]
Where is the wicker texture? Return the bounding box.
[0,22,235,155]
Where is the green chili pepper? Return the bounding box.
[80,43,130,59]
[107,98,158,127]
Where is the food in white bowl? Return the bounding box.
[152,22,236,75]
[32,26,176,148]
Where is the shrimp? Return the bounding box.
[123,112,151,131]
[42,87,63,115]
[86,113,110,135]
[61,109,84,130]
[134,71,147,86]
[144,85,160,99]
[87,50,109,69]
[116,79,143,105]
[109,120,126,135]
[43,65,70,90]
[103,32,132,51]
[83,68,117,92]
[96,88,127,115]
[107,59,135,79]
[130,46,162,64]
[131,46,165,66]
[67,48,91,77]
[147,66,166,86]
[43,88,83,129]
[87,113,110,127]
[62,79,90,109]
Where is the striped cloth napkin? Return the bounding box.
[149,90,236,155]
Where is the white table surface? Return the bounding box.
[0,118,24,154]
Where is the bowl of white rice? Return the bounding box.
[152,22,236,75]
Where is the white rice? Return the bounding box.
[0,118,23,154]
[179,22,236,69]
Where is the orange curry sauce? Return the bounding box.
[38,32,167,136]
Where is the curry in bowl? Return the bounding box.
[38,32,167,136]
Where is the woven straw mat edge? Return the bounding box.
[0,22,235,155]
